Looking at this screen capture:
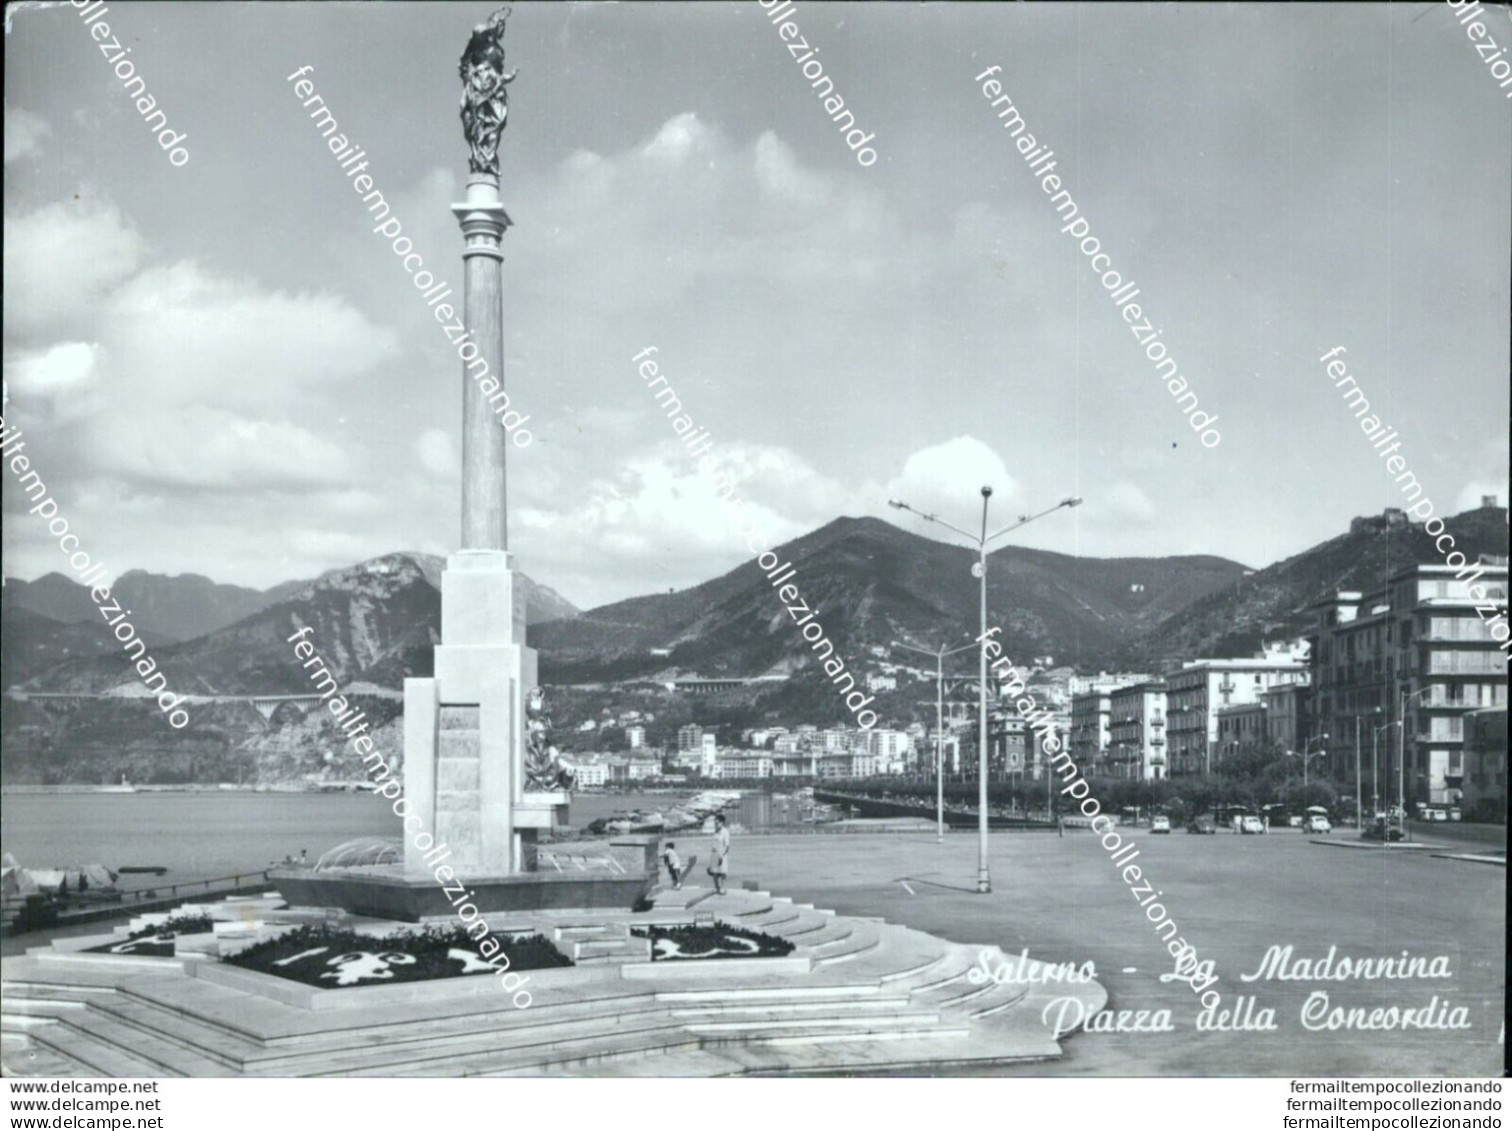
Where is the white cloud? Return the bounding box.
[101,261,399,412]
[883,436,1022,519]
[1,199,144,335]
[3,106,50,163]
[3,341,102,401]
[83,405,357,491]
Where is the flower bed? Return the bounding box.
[223,923,572,988]
[631,921,795,961]
[84,914,216,957]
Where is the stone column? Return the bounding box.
[402,174,532,879]
[453,174,511,552]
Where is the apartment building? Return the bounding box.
[1263,678,1313,756]
[714,752,773,779]
[1107,680,1168,780]
[1215,702,1268,769]
[865,728,913,774]
[1165,659,1309,775]
[1462,707,1508,819]
[1308,562,1508,806]
[1070,690,1112,771]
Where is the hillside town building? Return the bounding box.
[1308,562,1508,806]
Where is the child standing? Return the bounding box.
[661,841,683,890]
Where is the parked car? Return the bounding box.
[1304,814,1332,833]
[1362,818,1405,842]
[1150,815,1171,834]
[1240,815,1266,834]
[1186,814,1217,834]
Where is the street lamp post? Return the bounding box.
[1397,684,1435,834]
[1371,720,1395,821]
[889,490,1082,894]
[1296,733,1328,795]
[893,637,975,844]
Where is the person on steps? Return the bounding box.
[708,814,730,895]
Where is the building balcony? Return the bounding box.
[1150,737,1165,747]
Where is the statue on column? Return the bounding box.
[459,6,518,177]
[524,687,576,792]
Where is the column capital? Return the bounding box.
[452,174,512,260]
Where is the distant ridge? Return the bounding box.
[2,554,578,692]
[531,515,1249,682]
[1129,504,1510,664]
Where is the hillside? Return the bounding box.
[2,555,579,691]
[531,516,1248,681]
[5,554,579,694]
[1131,504,1510,664]
[4,571,269,643]
[1,607,172,687]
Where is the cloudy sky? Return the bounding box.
[4,2,1508,610]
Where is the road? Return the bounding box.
[729,825,1505,1076]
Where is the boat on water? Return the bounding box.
[97,773,136,794]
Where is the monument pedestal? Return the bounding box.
[403,550,534,876]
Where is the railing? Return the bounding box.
[114,869,276,906]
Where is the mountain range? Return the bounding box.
[1,556,578,690]
[3,505,1506,695]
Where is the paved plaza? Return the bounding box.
[730,826,1506,1076]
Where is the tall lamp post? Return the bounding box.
[893,637,975,843]
[1397,684,1435,834]
[889,490,1083,894]
[1370,719,1395,820]
[1286,735,1327,795]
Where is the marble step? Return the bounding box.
[668,997,915,1019]
[653,983,883,1004]
[15,1007,218,1077]
[300,1011,701,1077]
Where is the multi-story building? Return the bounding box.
[1070,691,1112,772]
[624,725,646,749]
[1025,716,1067,782]
[1069,672,1155,696]
[865,729,912,774]
[1107,680,1168,780]
[573,761,609,788]
[677,724,703,754]
[819,728,852,753]
[1215,702,1268,769]
[1262,678,1312,756]
[987,710,1031,777]
[1462,707,1507,819]
[779,753,820,776]
[715,752,773,779]
[1165,659,1309,776]
[1309,562,1508,806]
